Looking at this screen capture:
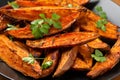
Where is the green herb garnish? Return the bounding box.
[91,49,106,62]
[41,61,53,69]
[22,54,35,64]
[96,19,107,31]
[95,6,108,31]
[30,13,62,39]
[6,24,17,30]
[22,54,53,69]
[8,1,19,9]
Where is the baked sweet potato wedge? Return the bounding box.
[40,49,59,78]
[14,41,42,57]
[87,37,120,78]
[16,0,89,7]
[26,32,100,49]
[0,13,9,31]
[79,7,118,40]
[72,44,93,70]
[7,10,79,39]
[87,38,110,51]
[0,35,42,79]
[53,46,78,77]
[0,6,80,21]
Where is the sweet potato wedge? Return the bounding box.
[87,38,110,51]
[0,6,80,21]
[72,44,93,70]
[16,0,89,7]
[26,32,100,49]
[79,7,118,40]
[0,13,9,31]
[14,41,42,57]
[87,37,120,78]
[53,46,78,77]
[40,49,59,78]
[7,10,79,39]
[0,35,42,79]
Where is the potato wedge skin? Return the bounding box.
[41,49,59,78]
[72,44,93,70]
[26,32,99,49]
[7,11,79,39]
[79,7,118,40]
[87,37,120,78]
[53,46,78,77]
[0,35,42,79]
[16,0,89,7]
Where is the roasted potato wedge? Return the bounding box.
[26,32,99,49]
[72,44,93,70]
[78,7,118,39]
[87,37,120,78]
[7,10,79,39]
[16,0,89,7]
[0,6,80,21]
[41,49,59,78]
[0,35,42,79]
[87,38,110,51]
[53,46,78,77]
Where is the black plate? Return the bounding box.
[0,0,120,80]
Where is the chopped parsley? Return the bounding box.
[22,54,35,64]
[91,49,106,62]
[95,6,108,31]
[6,24,17,30]
[30,13,62,39]
[22,54,53,69]
[41,61,53,69]
[8,1,19,9]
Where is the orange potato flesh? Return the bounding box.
[26,32,99,49]
[87,38,110,51]
[72,44,93,70]
[7,10,79,39]
[79,8,118,40]
[41,49,59,78]
[87,37,120,78]
[0,6,80,21]
[16,0,89,7]
[53,46,78,77]
[0,35,42,79]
